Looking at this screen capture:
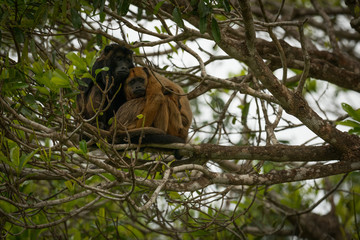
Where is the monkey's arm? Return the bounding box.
[135,74,169,130]
[153,72,193,131]
[136,91,168,131]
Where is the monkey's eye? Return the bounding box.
[134,77,144,83]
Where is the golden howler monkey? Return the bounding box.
[110,67,192,142]
[77,44,134,129]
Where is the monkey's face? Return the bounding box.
[112,55,134,80]
[104,45,134,82]
[125,68,149,100]
[127,78,146,99]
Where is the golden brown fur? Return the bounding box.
[153,71,192,139]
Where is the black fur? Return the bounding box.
[78,44,134,129]
[118,132,186,145]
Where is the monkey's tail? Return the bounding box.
[115,128,185,144]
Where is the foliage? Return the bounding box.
[338,103,360,135]
[0,0,360,239]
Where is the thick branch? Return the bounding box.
[107,143,343,162]
[136,161,360,191]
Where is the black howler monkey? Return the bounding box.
[77,44,134,129]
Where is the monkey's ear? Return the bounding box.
[143,67,150,77]
[104,44,115,55]
[125,48,134,55]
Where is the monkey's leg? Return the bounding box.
[153,101,169,132]
[166,98,184,138]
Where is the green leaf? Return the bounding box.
[81,73,94,81]
[108,117,113,126]
[169,191,181,200]
[10,146,20,167]
[61,0,67,19]
[0,154,16,169]
[35,86,50,96]
[98,208,106,226]
[100,12,106,22]
[190,0,198,7]
[337,120,360,128]
[222,0,231,12]
[95,67,109,76]
[341,103,360,122]
[306,79,317,92]
[118,0,131,16]
[211,17,221,43]
[34,3,48,27]
[208,205,214,216]
[96,33,103,47]
[30,39,38,60]
[21,37,29,63]
[198,0,210,18]
[84,50,97,67]
[13,27,24,43]
[99,0,106,13]
[108,0,115,11]
[32,61,44,75]
[79,140,88,154]
[19,149,39,173]
[199,16,207,34]
[232,117,237,125]
[24,94,36,106]
[39,71,57,92]
[240,102,250,122]
[349,127,360,135]
[172,7,184,28]
[154,1,165,14]
[167,159,175,167]
[65,180,75,192]
[71,8,82,29]
[51,69,70,88]
[155,26,161,34]
[66,52,87,71]
[168,42,178,54]
[6,81,29,91]
[136,7,143,21]
[67,147,83,155]
[355,5,360,16]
